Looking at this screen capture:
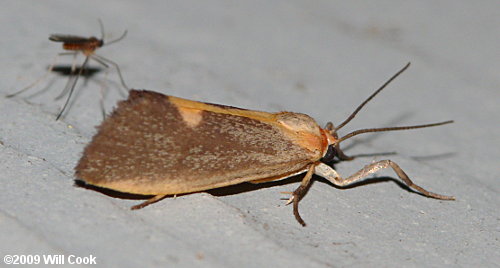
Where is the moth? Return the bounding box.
[7,20,129,120]
[75,63,454,226]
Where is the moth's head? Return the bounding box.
[320,122,345,162]
[320,62,453,163]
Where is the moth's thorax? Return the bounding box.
[276,112,328,157]
[276,112,319,134]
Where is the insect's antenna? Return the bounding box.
[104,30,128,46]
[335,62,411,131]
[97,19,128,46]
[336,120,453,144]
[98,19,105,40]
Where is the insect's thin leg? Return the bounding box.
[88,55,109,68]
[56,56,89,120]
[323,160,455,200]
[54,53,79,100]
[7,53,65,98]
[283,164,315,226]
[99,74,107,119]
[91,54,129,92]
[131,194,168,210]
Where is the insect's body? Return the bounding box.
[7,21,128,120]
[76,90,330,195]
[51,35,104,56]
[75,64,455,226]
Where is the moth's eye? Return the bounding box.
[320,145,335,162]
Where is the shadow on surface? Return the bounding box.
[74,160,447,207]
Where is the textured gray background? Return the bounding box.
[0,1,498,267]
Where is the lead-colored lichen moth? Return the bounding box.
[75,63,454,226]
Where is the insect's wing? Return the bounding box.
[49,34,92,43]
[75,90,323,195]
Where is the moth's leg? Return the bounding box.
[131,194,168,210]
[314,161,455,200]
[283,164,316,226]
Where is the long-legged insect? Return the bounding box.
[7,20,129,120]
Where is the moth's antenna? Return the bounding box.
[337,120,454,144]
[336,62,411,131]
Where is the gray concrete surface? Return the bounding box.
[0,1,498,267]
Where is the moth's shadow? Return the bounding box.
[208,174,423,198]
[73,176,304,202]
[75,179,151,201]
[208,174,429,198]
[208,176,303,196]
[74,168,428,206]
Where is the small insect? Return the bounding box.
[7,20,129,120]
[75,63,454,226]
